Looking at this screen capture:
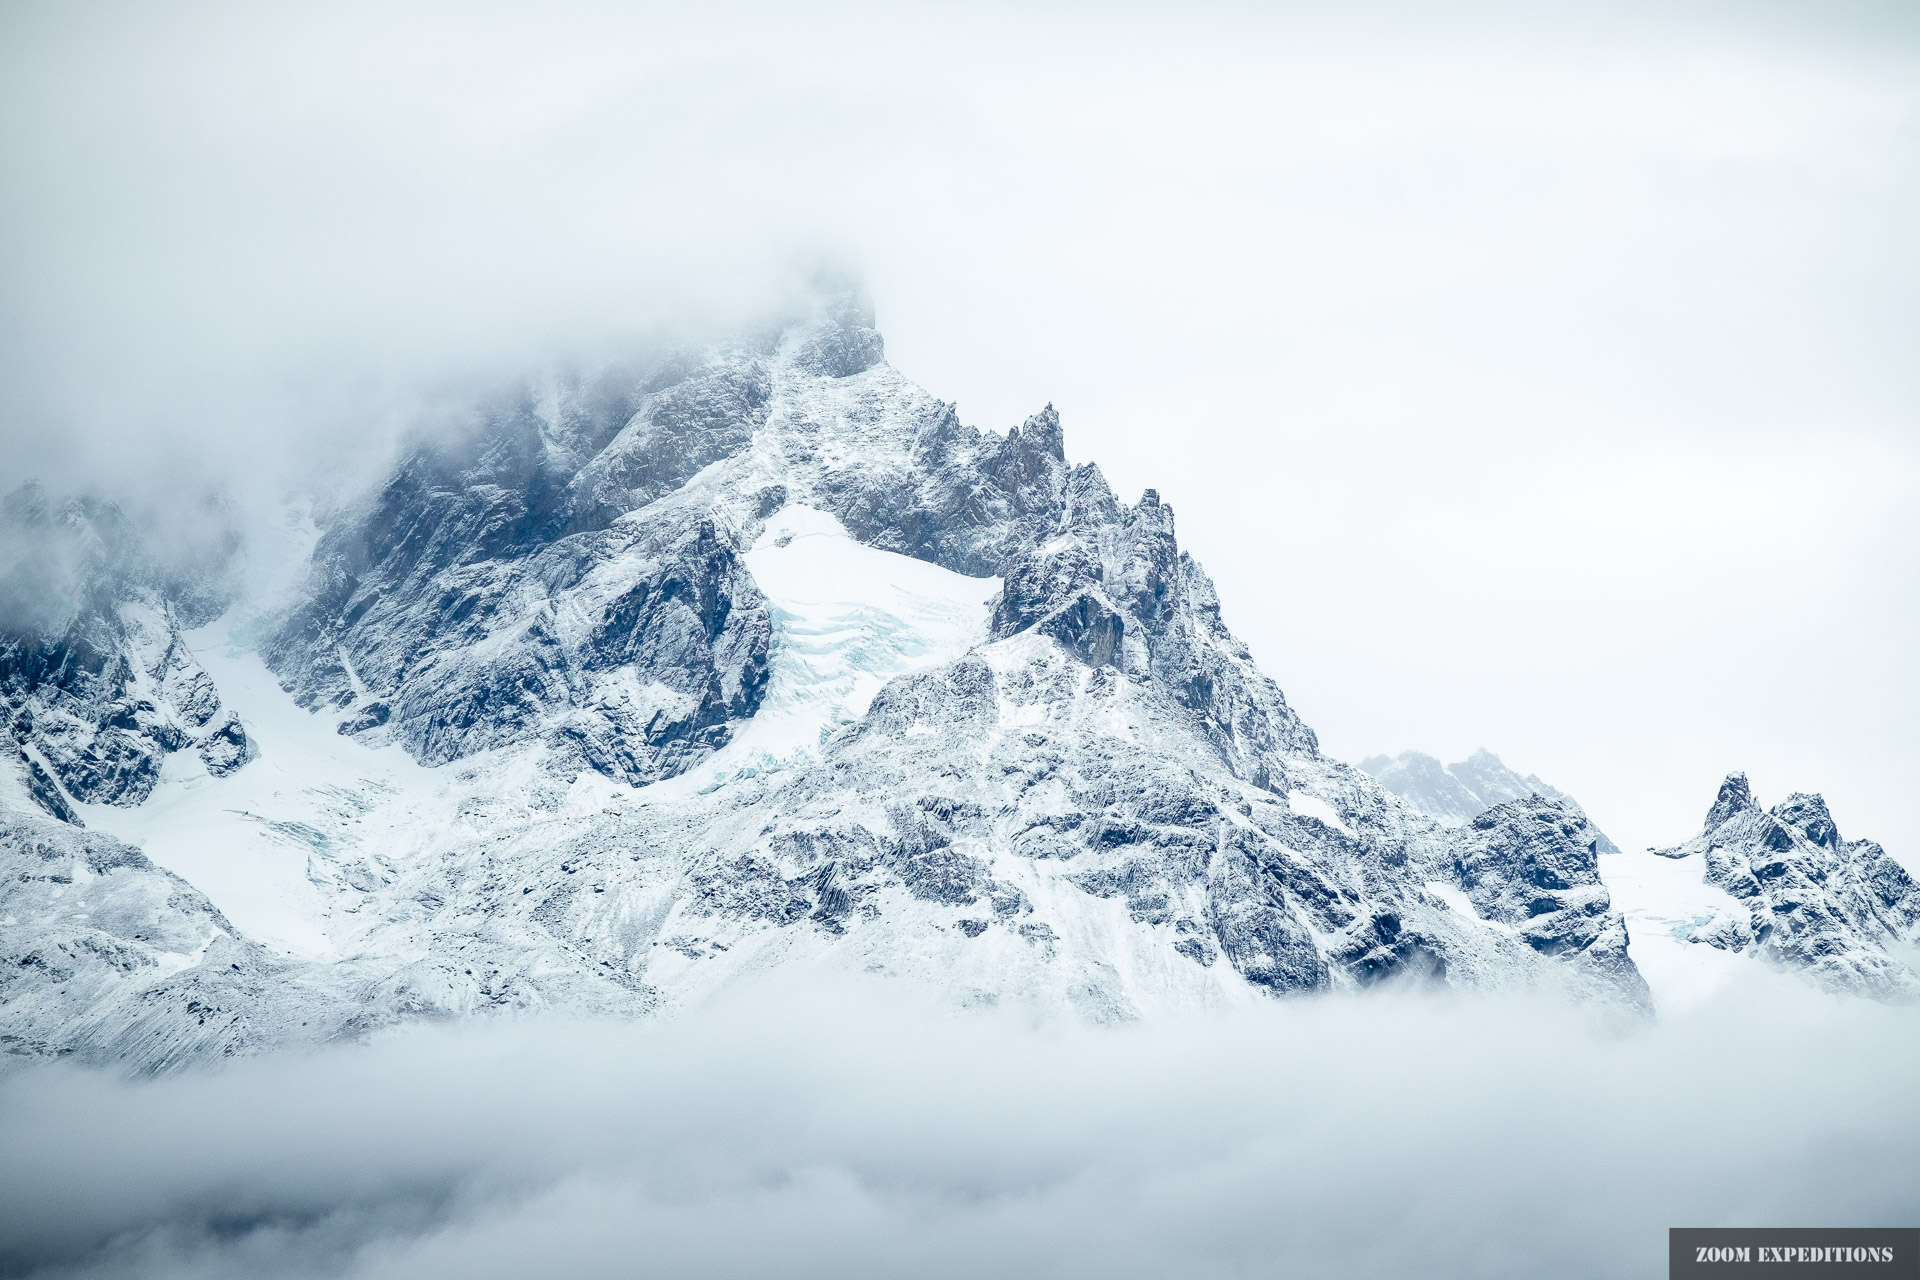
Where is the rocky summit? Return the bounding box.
[1651,773,1920,998]
[27,290,1911,1074]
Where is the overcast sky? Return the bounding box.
[2,0,1916,855]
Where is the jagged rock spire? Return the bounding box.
[1773,792,1839,848]
[1703,771,1756,834]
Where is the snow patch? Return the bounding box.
[1600,848,1764,1014]
[660,506,999,793]
[76,621,445,962]
[1287,791,1355,837]
[1422,881,1518,936]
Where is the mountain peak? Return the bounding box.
[1010,405,1065,461]
[1703,771,1756,833]
[1772,792,1839,848]
[2,480,52,528]
[1654,772,1919,997]
[2,296,1662,1071]
[784,291,885,379]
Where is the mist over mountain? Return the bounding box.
[1361,748,1621,852]
[7,288,1915,1093]
[3,3,1917,1276]
[4,295,1667,1077]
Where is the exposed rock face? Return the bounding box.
[260,349,780,787]
[0,484,246,818]
[1362,748,1620,853]
[195,712,256,777]
[3,293,1656,1072]
[1449,798,1639,985]
[10,748,82,826]
[1654,773,1920,998]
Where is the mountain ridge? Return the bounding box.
[33,292,1918,1071]
[1362,748,1621,853]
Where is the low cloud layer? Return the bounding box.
[3,976,1915,1279]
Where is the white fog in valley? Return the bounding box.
[2,977,1917,1280]
[2,3,1917,1275]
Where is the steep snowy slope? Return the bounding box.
[3,294,1660,1070]
[74,625,442,961]
[1362,749,1620,853]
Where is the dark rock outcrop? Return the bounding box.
[1,483,240,807]
[1447,797,1645,998]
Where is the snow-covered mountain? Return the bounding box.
[1639,773,1920,998]
[1361,749,1621,853]
[21,291,1912,1072]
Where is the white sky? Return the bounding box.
[3,0,1915,856]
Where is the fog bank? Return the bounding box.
[2,976,1915,1279]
